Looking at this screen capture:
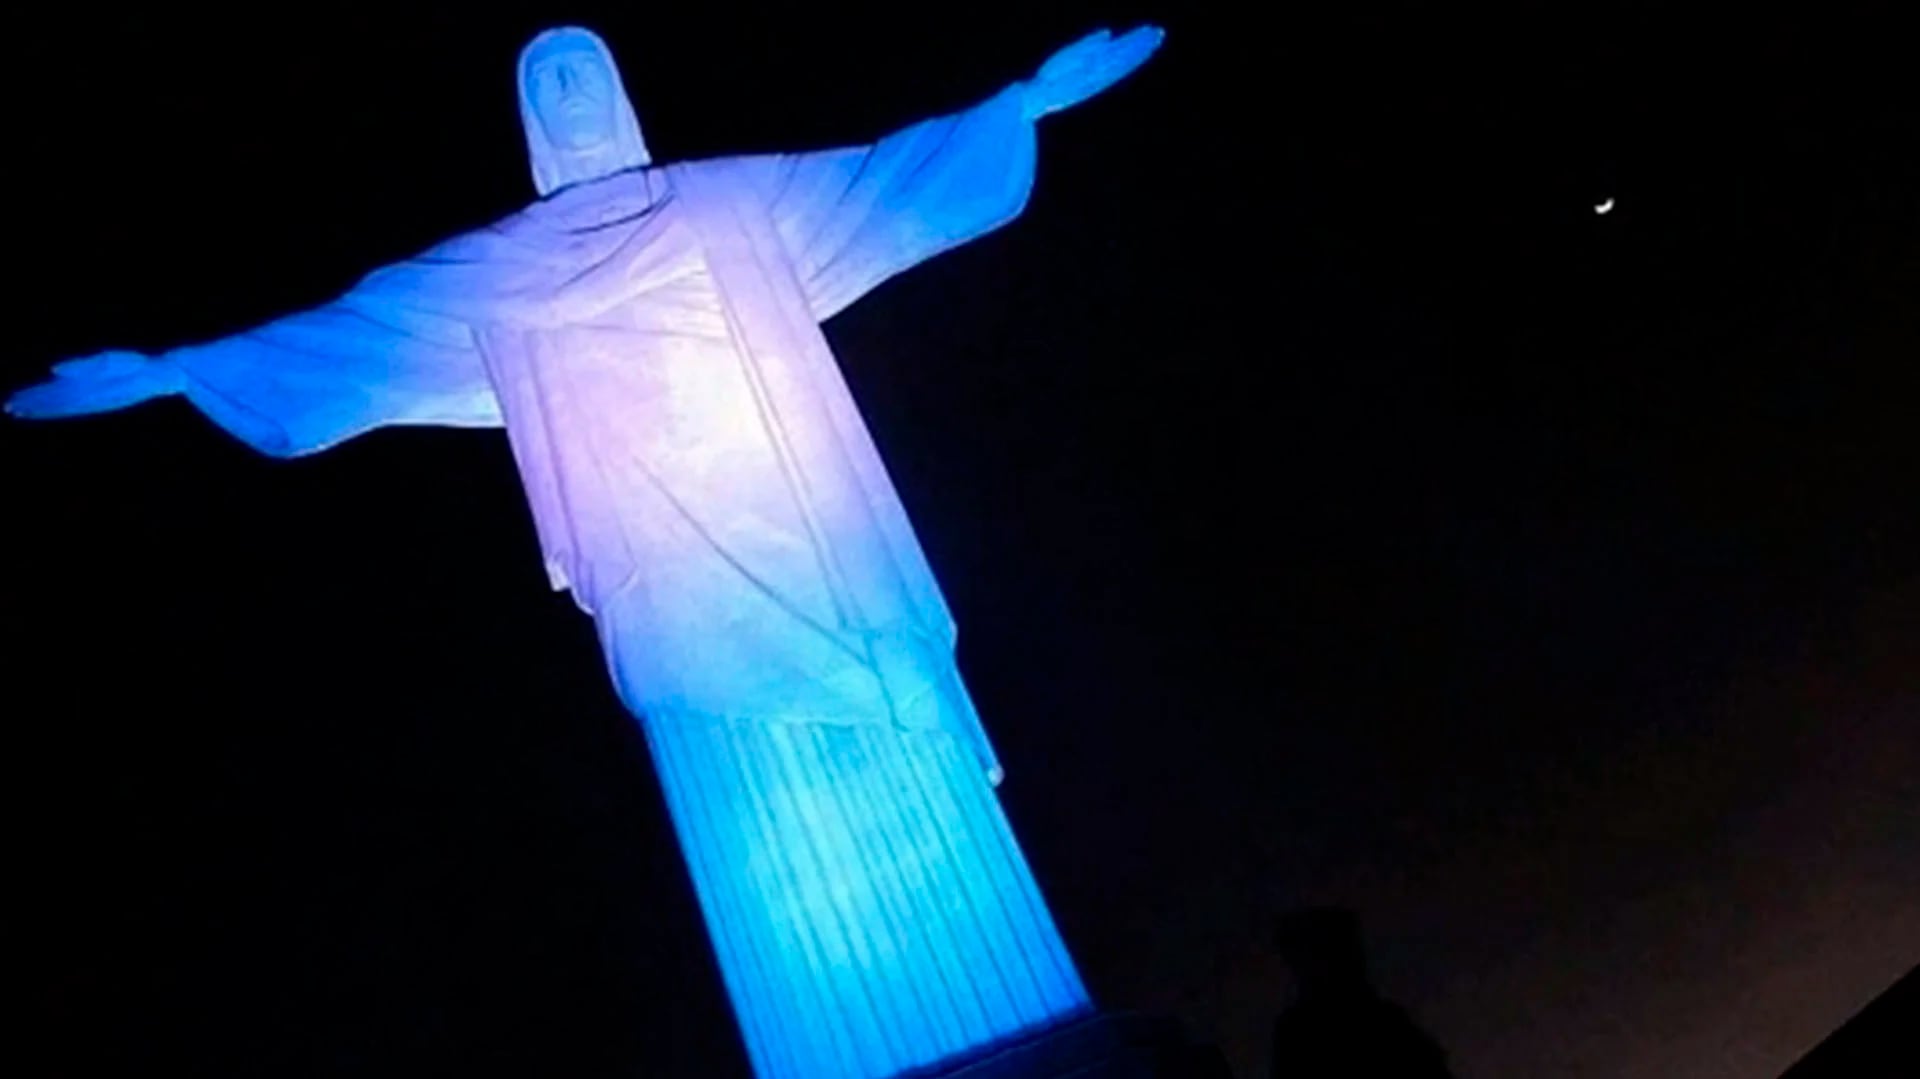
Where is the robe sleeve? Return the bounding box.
[760,85,1038,321]
[160,250,506,459]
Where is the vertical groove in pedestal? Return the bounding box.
[644,715,1090,1078]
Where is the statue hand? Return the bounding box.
[1020,25,1165,122]
[5,350,184,420]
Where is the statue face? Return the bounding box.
[524,43,620,152]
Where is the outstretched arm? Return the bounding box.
[7,271,503,458]
[756,25,1164,321]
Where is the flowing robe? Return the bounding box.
[161,85,1089,1078]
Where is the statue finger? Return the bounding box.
[1118,25,1166,62]
[1102,26,1165,78]
[5,381,74,418]
[6,374,148,418]
[53,351,146,380]
[1041,28,1112,77]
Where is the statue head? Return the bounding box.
[517,26,652,196]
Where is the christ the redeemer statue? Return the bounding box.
[8,24,1162,1079]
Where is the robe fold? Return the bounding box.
[159,85,1088,1078]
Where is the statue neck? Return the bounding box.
[549,141,644,193]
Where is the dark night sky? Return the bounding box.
[10,3,1915,1077]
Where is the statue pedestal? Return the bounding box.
[922,1013,1230,1079]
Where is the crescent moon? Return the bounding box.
[1594,198,1615,215]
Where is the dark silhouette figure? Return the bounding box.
[1171,1040,1237,1078]
[1268,907,1453,1079]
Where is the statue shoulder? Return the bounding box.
[660,153,791,209]
[406,210,546,264]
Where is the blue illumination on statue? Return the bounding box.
[8,24,1163,1078]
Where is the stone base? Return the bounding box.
[922,1013,1231,1079]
